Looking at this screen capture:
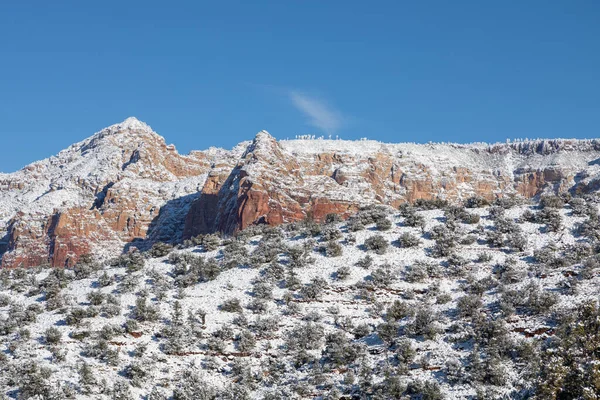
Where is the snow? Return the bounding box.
[1,198,597,398]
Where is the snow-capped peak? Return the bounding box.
[110,116,152,132]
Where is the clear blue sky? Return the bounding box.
[1,1,598,172]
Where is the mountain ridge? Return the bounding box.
[1,117,600,268]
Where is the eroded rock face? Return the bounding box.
[2,118,600,268]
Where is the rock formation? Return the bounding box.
[1,117,600,267]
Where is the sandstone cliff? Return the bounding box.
[1,117,599,267]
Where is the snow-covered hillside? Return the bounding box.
[1,194,599,399]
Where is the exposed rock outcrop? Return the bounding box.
[1,118,599,268]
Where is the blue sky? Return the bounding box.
[0,1,598,172]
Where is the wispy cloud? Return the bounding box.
[289,91,343,134]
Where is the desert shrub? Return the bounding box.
[459,234,477,245]
[324,240,343,257]
[222,240,249,268]
[576,216,600,241]
[84,339,120,365]
[16,362,55,400]
[405,263,428,283]
[97,271,115,287]
[535,300,600,399]
[406,306,441,339]
[465,196,490,208]
[398,232,421,248]
[247,298,268,314]
[405,379,444,400]
[45,326,62,345]
[236,329,256,352]
[376,218,392,231]
[149,242,173,258]
[221,298,243,313]
[364,234,389,255]
[370,264,396,287]
[494,196,521,209]
[475,253,492,264]
[377,320,399,345]
[506,232,527,252]
[66,307,98,326]
[321,225,342,241]
[200,234,221,252]
[286,322,324,351]
[540,194,565,209]
[356,255,374,269]
[325,213,342,224]
[500,281,559,316]
[111,250,145,272]
[386,300,413,321]
[488,205,505,220]
[335,266,351,281]
[347,218,365,232]
[414,198,448,210]
[322,331,363,366]
[538,208,563,232]
[569,197,590,216]
[263,261,285,281]
[430,240,455,258]
[457,294,483,318]
[485,230,504,248]
[300,277,328,300]
[403,210,426,229]
[123,361,149,387]
[252,282,273,299]
[131,296,160,322]
[580,256,600,279]
[86,290,105,306]
[173,370,217,400]
[0,294,11,307]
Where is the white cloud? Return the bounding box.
[289,91,343,134]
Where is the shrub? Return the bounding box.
[403,211,426,229]
[201,234,221,251]
[173,370,217,400]
[45,326,62,345]
[300,277,328,300]
[131,296,160,322]
[252,282,273,299]
[456,294,482,318]
[406,306,441,339]
[325,213,342,224]
[386,300,413,321]
[398,232,421,248]
[149,242,173,258]
[370,264,396,287]
[538,208,563,232]
[324,240,343,257]
[376,218,392,231]
[111,250,145,272]
[322,331,363,366]
[414,198,448,210]
[356,255,374,269]
[286,322,324,351]
[220,298,243,313]
[236,329,256,352]
[465,196,490,208]
[321,225,342,241]
[540,195,565,209]
[364,234,389,255]
[335,266,351,281]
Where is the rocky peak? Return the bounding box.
[4,120,600,269]
[242,130,281,160]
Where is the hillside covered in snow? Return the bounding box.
[2,194,600,399]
